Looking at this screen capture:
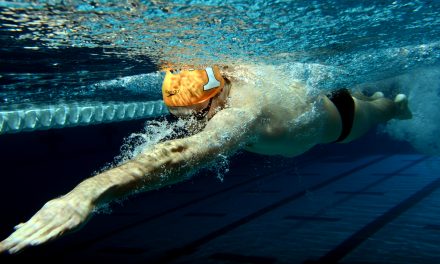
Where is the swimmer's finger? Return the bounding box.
[2,216,62,254]
[3,221,37,243]
[0,230,30,253]
[0,239,11,254]
[3,221,52,254]
[7,239,30,254]
[1,215,49,250]
[28,220,73,248]
[12,200,61,238]
[23,216,77,249]
[0,219,35,253]
[9,219,43,242]
[0,234,23,254]
[23,220,58,247]
[0,241,15,255]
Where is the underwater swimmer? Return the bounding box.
[0,64,412,254]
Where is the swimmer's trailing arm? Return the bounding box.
[0,107,258,254]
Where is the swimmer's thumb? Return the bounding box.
[14,223,25,230]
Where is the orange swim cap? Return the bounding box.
[162,65,225,107]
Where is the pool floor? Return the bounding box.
[3,154,440,263]
[0,124,438,264]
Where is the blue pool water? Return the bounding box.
[0,1,440,263]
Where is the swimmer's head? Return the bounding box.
[162,65,225,118]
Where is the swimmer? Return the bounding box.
[0,64,412,254]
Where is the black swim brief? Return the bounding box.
[327,88,355,142]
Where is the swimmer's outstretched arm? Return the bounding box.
[0,107,258,254]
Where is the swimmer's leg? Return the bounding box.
[341,93,412,143]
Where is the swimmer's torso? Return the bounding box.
[222,64,339,157]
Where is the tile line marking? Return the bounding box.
[308,157,438,264]
[153,156,389,263]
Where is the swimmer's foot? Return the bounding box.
[394,94,412,120]
[371,91,384,100]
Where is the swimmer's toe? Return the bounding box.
[394,94,412,120]
[371,91,384,100]
[394,94,406,102]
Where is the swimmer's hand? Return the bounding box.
[0,194,93,254]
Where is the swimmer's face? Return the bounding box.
[167,99,211,119]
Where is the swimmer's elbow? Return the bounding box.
[162,132,239,166]
[134,138,204,173]
[135,111,255,173]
